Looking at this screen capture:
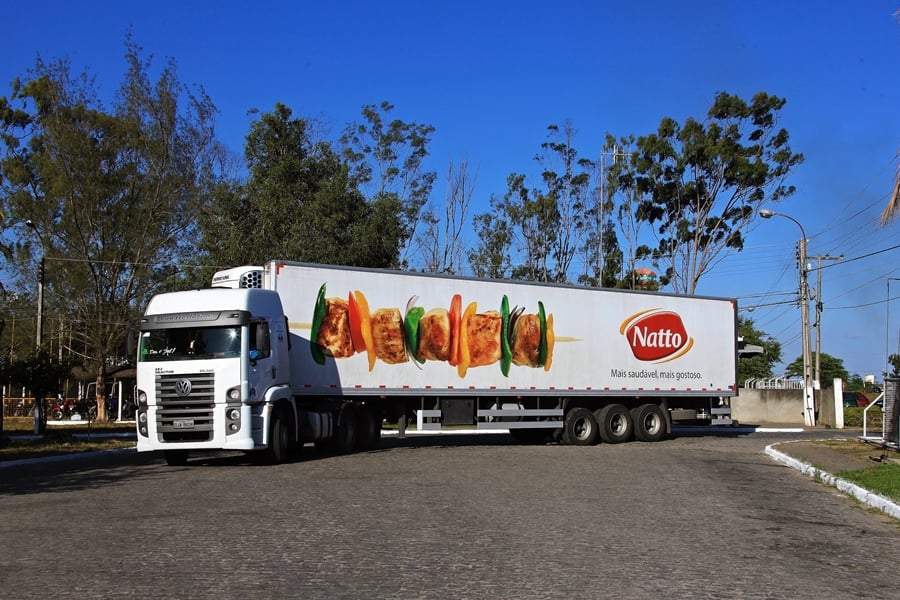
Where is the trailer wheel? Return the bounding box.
[561,408,598,446]
[631,403,667,442]
[355,405,382,451]
[266,408,291,464]
[595,404,633,444]
[164,450,189,466]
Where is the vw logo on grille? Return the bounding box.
[174,378,193,397]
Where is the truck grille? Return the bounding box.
[156,373,215,442]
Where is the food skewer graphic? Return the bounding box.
[306,284,558,377]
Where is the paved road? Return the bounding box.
[1,430,898,599]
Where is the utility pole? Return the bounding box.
[25,219,46,434]
[760,209,815,426]
[798,236,814,426]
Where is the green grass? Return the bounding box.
[837,464,900,503]
[1,417,136,462]
[843,406,884,429]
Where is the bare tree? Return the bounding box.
[418,158,477,274]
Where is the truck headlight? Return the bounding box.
[225,402,242,436]
[137,409,149,437]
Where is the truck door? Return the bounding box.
[249,319,278,400]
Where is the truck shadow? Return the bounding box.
[0,450,166,497]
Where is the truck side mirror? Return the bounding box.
[125,330,136,359]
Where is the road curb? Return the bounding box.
[765,443,900,520]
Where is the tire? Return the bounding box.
[164,450,189,466]
[595,404,634,444]
[266,408,291,464]
[509,429,551,445]
[354,405,382,451]
[630,403,667,443]
[318,404,357,454]
[561,407,599,446]
[51,409,63,421]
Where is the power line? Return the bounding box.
[816,242,900,270]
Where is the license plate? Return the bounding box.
[173,419,195,429]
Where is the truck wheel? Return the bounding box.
[561,408,598,446]
[631,403,667,442]
[164,450,189,466]
[355,405,382,451]
[595,404,633,444]
[318,405,357,454]
[266,408,291,464]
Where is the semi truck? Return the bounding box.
[135,261,738,465]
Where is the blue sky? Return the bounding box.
[3,1,900,381]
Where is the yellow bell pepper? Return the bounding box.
[354,290,376,372]
[457,302,477,378]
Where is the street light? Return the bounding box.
[24,219,45,434]
[759,208,815,427]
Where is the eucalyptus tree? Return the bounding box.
[593,134,654,289]
[340,101,436,269]
[624,91,803,295]
[469,123,594,283]
[0,39,218,420]
[468,196,514,280]
[538,122,594,282]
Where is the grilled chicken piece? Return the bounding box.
[511,313,541,367]
[317,297,355,358]
[466,310,502,367]
[371,308,409,364]
[417,308,451,361]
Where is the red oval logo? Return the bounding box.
[621,310,691,362]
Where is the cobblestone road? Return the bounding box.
[1,430,898,599]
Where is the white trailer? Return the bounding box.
[135,261,738,464]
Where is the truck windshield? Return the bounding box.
[139,326,241,362]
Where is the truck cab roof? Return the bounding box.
[144,287,285,320]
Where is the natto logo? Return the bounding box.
[619,309,694,363]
